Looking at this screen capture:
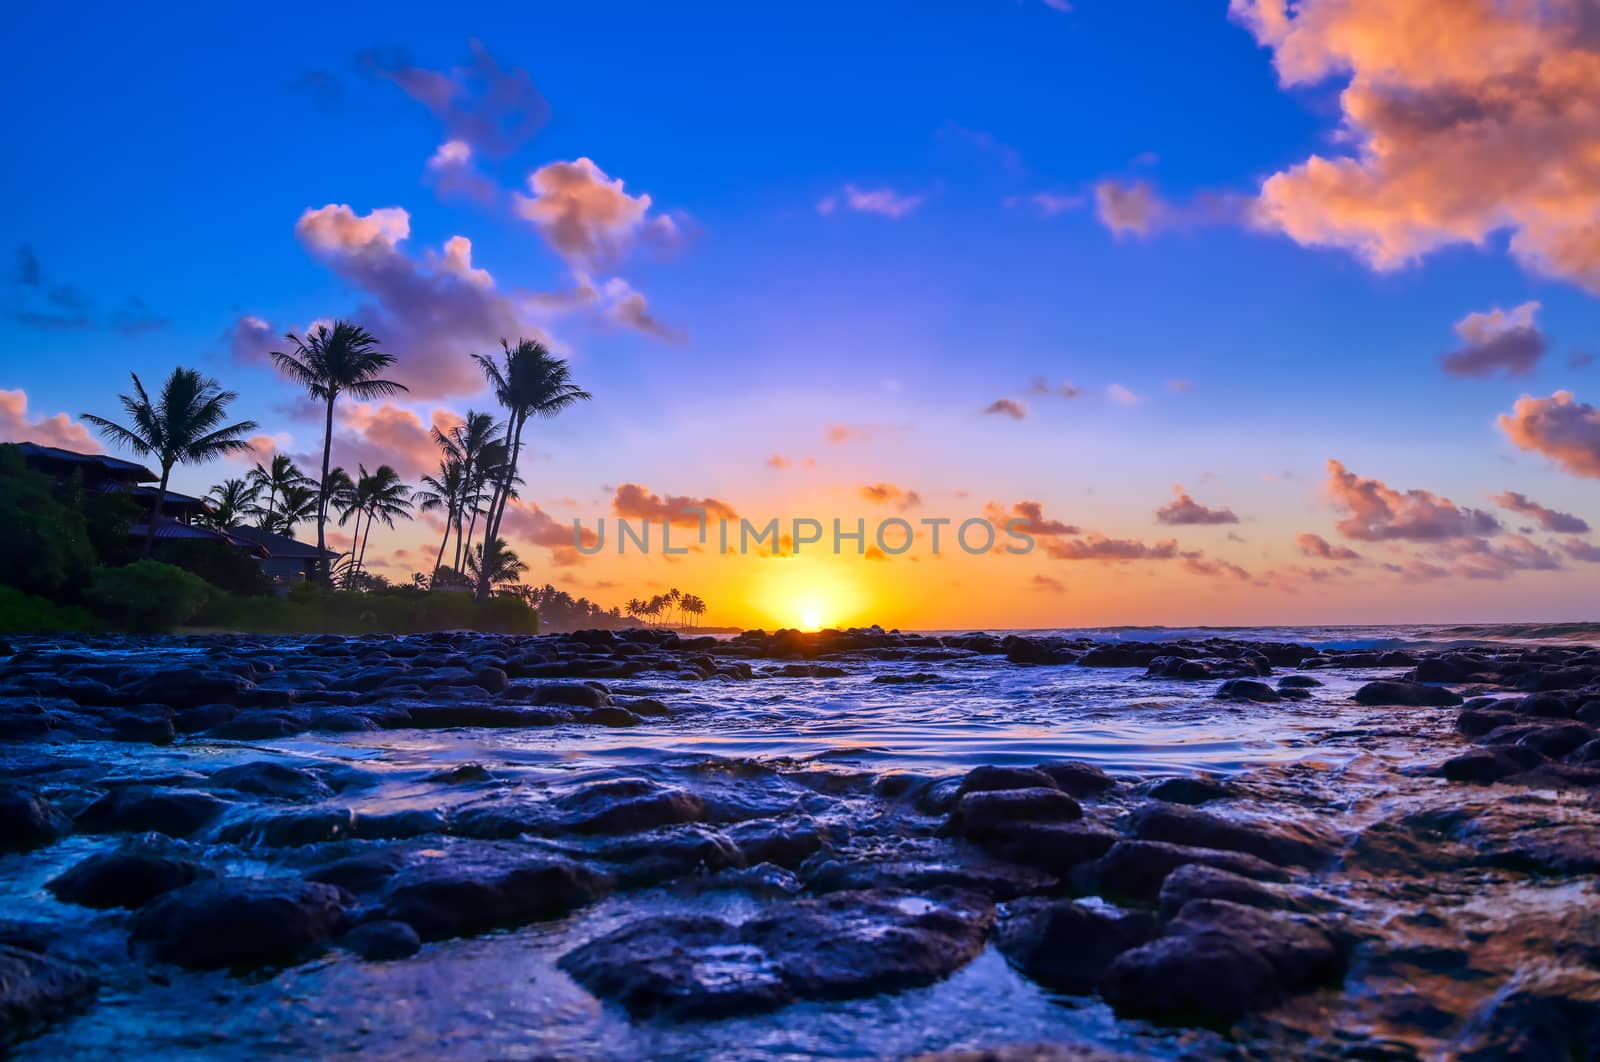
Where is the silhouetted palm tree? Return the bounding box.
[200,477,260,531]
[249,453,307,531]
[270,321,406,580]
[273,481,319,536]
[341,464,413,583]
[83,368,259,556]
[414,457,465,576]
[465,537,526,591]
[473,338,590,598]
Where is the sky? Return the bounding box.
[6,0,1600,630]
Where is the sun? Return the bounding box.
[800,607,825,631]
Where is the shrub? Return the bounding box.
[0,446,97,598]
[87,560,211,632]
[192,585,538,635]
[154,539,271,597]
[0,586,98,633]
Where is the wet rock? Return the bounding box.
[1354,681,1463,707]
[558,889,993,1019]
[996,898,1156,993]
[425,763,496,785]
[904,1047,1138,1062]
[109,706,175,744]
[171,702,236,734]
[625,697,671,717]
[382,849,610,940]
[46,844,213,909]
[1123,803,1338,867]
[470,666,509,693]
[1100,899,1343,1028]
[131,878,349,969]
[214,807,357,847]
[304,848,409,894]
[595,824,744,887]
[1215,679,1280,702]
[726,817,830,868]
[946,787,1082,839]
[0,786,70,852]
[1515,722,1595,758]
[339,919,421,961]
[1453,965,1600,1059]
[0,944,95,1049]
[1035,761,1117,797]
[206,712,306,740]
[208,761,333,801]
[533,683,611,710]
[1456,708,1520,737]
[1440,746,1544,784]
[956,765,1057,795]
[1078,646,1142,668]
[1473,823,1600,875]
[1278,675,1322,689]
[402,703,566,729]
[1156,863,1299,919]
[1079,840,1289,904]
[1146,775,1229,805]
[557,779,707,835]
[969,822,1120,875]
[354,809,447,840]
[74,787,230,838]
[583,706,643,728]
[805,858,1054,901]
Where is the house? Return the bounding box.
[228,525,340,584]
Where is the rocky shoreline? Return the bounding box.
[1,627,1598,1058]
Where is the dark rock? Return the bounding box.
[558,888,993,1019]
[354,809,447,840]
[339,919,421,961]
[470,666,509,693]
[209,761,333,801]
[425,763,496,785]
[214,807,357,847]
[304,849,408,894]
[1277,675,1322,689]
[1035,761,1116,797]
[382,850,610,940]
[74,787,230,838]
[970,822,1120,875]
[1516,722,1595,758]
[625,697,671,717]
[956,765,1057,796]
[1156,863,1297,919]
[1080,840,1289,904]
[1456,708,1520,737]
[558,780,706,835]
[1215,679,1279,703]
[0,787,70,852]
[47,845,213,909]
[1146,775,1229,805]
[131,878,349,969]
[583,706,643,728]
[805,858,1053,901]
[1354,680,1463,707]
[1440,746,1545,784]
[0,944,95,1048]
[1123,803,1338,867]
[996,898,1156,993]
[534,683,611,710]
[904,1047,1138,1062]
[946,787,1082,839]
[1453,965,1600,1059]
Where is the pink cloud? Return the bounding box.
[1155,486,1239,526]
[1497,391,1600,479]
[1095,180,1164,236]
[1491,490,1590,534]
[1046,535,1180,561]
[0,389,99,452]
[362,39,549,158]
[1324,459,1500,541]
[514,158,680,269]
[986,500,1080,537]
[982,398,1027,420]
[859,483,922,511]
[612,483,737,528]
[1295,532,1362,562]
[1441,302,1546,378]
[817,185,925,219]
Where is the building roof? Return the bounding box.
[129,519,270,557]
[228,524,339,560]
[128,484,207,507]
[13,442,155,482]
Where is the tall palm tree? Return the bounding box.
[465,537,526,592]
[433,411,504,571]
[83,368,259,556]
[270,321,406,580]
[249,454,307,531]
[341,464,413,583]
[414,457,465,576]
[200,477,260,531]
[473,338,590,598]
[273,481,319,536]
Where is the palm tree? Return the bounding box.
[625,597,644,623]
[83,368,259,556]
[681,594,707,628]
[414,457,465,576]
[270,321,406,580]
[273,481,319,536]
[249,454,307,531]
[341,464,413,584]
[465,537,526,592]
[473,338,591,598]
[200,477,260,531]
[433,411,504,570]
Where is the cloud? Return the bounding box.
[7,244,166,335]
[598,276,684,342]
[1295,532,1362,561]
[1029,573,1068,592]
[294,402,462,481]
[825,423,900,445]
[424,139,498,204]
[1155,486,1239,526]
[293,204,534,399]
[940,122,1026,175]
[1325,460,1501,542]
[1028,377,1080,399]
[1491,490,1590,533]
[361,39,549,157]
[1441,301,1547,378]
[1455,534,1564,580]
[514,158,680,270]
[1182,554,1252,581]
[817,185,925,219]
[1095,180,1163,236]
[500,497,597,567]
[1106,384,1140,406]
[982,398,1027,420]
[988,500,1080,537]
[612,483,737,527]
[224,314,277,367]
[859,483,922,511]
[1560,538,1600,563]
[766,454,791,470]
[1047,535,1180,562]
[1497,391,1600,479]
[1231,0,1600,292]
[0,388,99,451]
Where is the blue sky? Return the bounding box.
[5,1,1600,626]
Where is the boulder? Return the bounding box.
[47,845,213,909]
[995,898,1156,993]
[131,878,349,969]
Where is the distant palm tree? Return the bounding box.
[434,411,504,570]
[473,338,590,598]
[414,457,465,576]
[83,368,259,556]
[465,537,526,591]
[681,593,707,627]
[625,597,644,623]
[273,481,319,536]
[200,477,260,531]
[270,321,406,580]
[248,454,307,531]
[340,464,413,584]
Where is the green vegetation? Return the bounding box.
[195,583,538,635]
[86,559,212,632]
[0,447,97,599]
[0,587,98,634]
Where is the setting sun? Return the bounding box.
[799,606,825,631]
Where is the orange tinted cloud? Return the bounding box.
[982,398,1027,420]
[1047,535,1180,561]
[1295,532,1362,562]
[987,500,1080,537]
[1155,486,1239,526]
[1324,459,1500,541]
[613,483,737,527]
[514,158,679,268]
[1095,180,1163,236]
[1441,302,1546,378]
[1497,391,1600,479]
[1491,490,1590,534]
[0,389,99,452]
[1233,0,1600,291]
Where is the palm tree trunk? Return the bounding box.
[478,412,524,601]
[356,507,372,581]
[142,460,173,558]
[432,507,452,576]
[316,390,336,583]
